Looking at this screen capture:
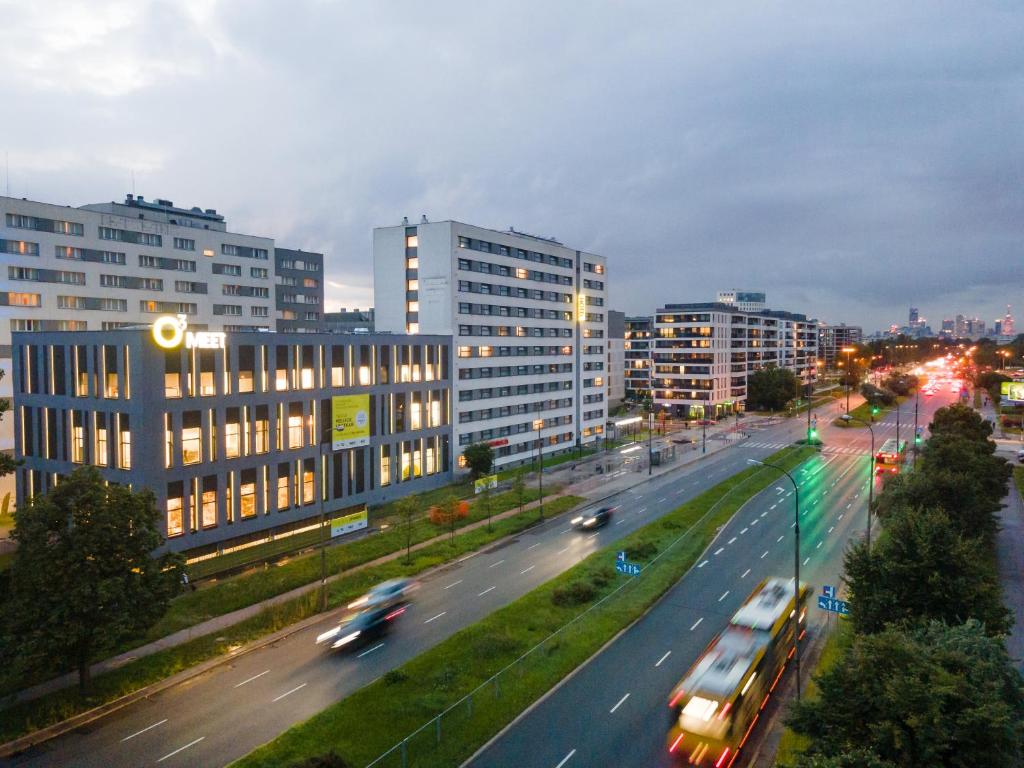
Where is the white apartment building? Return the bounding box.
[0,193,322,513]
[652,299,817,418]
[374,220,608,469]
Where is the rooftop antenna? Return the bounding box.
[420,214,427,223]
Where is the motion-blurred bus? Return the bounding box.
[667,577,809,766]
[874,438,907,475]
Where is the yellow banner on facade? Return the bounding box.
[330,508,368,538]
[331,394,370,450]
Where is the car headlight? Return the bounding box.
[347,596,369,609]
[583,518,597,526]
[316,626,341,645]
[331,630,361,649]
[570,516,584,525]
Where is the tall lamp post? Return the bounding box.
[747,458,802,701]
[647,409,654,476]
[533,418,544,520]
[840,414,876,549]
[318,426,332,611]
[842,346,856,413]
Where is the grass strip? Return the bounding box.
[0,496,583,743]
[832,395,908,428]
[230,445,817,768]
[1014,467,1024,498]
[0,481,562,699]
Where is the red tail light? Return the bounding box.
[669,732,686,753]
[669,689,686,707]
[715,748,731,767]
[384,606,406,621]
[718,701,732,719]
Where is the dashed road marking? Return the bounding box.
[690,617,704,631]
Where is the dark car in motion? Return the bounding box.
[315,603,407,651]
[570,506,615,530]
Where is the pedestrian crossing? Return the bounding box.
[742,440,869,456]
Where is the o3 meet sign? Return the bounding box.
[152,314,226,350]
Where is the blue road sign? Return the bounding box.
[817,595,850,615]
[822,585,836,599]
[616,551,627,563]
[616,561,641,576]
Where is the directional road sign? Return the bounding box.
[817,595,850,615]
[616,551,627,563]
[822,585,836,599]
[616,561,641,576]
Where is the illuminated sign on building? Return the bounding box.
[152,314,226,350]
[577,293,587,323]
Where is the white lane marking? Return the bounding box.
[657,497,668,502]
[770,503,778,510]
[741,568,751,578]
[561,528,572,534]
[791,522,796,528]
[719,590,730,602]
[804,556,811,565]
[527,542,542,550]
[838,513,844,521]
[520,565,536,575]
[609,692,631,714]
[233,670,270,689]
[656,650,672,667]
[357,643,385,658]
[776,486,785,493]
[488,559,505,568]
[555,749,577,768]
[675,489,686,495]
[697,559,709,568]
[638,507,648,513]
[615,519,627,525]
[272,682,307,702]
[121,718,167,742]
[846,503,852,509]
[740,527,749,534]
[817,541,823,549]
[444,579,463,590]
[457,552,477,563]
[728,537,737,544]
[750,519,759,526]
[854,493,860,499]
[690,617,704,631]
[424,611,447,624]
[777,535,784,543]
[714,547,725,556]
[157,737,205,763]
[478,586,496,596]
[761,550,769,559]
[761,511,768,518]
[828,526,835,534]
[557,547,569,555]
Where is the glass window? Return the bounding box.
[302,461,314,504]
[167,496,184,537]
[225,414,240,459]
[95,416,108,467]
[182,412,202,464]
[255,406,269,453]
[380,445,391,486]
[288,413,303,449]
[277,469,290,510]
[201,488,217,528]
[240,470,257,519]
[118,415,131,469]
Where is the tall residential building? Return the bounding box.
[274,248,324,332]
[373,220,608,469]
[817,323,863,369]
[624,316,653,401]
[652,298,817,418]
[1,192,319,513]
[606,310,625,407]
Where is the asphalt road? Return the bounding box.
[12,415,815,767]
[466,390,957,768]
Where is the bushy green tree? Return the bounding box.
[786,621,1024,767]
[844,506,1010,636]
[746,366,799,411]
[785,748,896,768]
[1,467,183,691]
[928,403,995,444]
[462,442,494,479]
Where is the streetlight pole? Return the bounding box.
[318,434,330,611]
[748,458,802,701]
[648,409,653,475]
[912,385,920,466]
[842,347,855,413]
[841,414,875,549]
[534,418,544,520]
[702,413,707,455]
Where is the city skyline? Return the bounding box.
[2,2,1022,330]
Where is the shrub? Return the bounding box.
[625,540,658,561]
[551,581,597,607]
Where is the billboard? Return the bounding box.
[474,474,498,494]
[331,394,371,450]
[330,508,368,538]
[1001,381,1024,405]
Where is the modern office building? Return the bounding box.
[817,323,863,369]
[12,328,452,555]
[606,310,625,407]
[373,220,608,469]
[624,316,653,401]
[652,298,817,418]
[324,308,375,334]
[274,248,325,333]
[0,193,324,514]
[716,290,767,313]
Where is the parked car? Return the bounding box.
[315,603,407,651]
[571,506,615,530]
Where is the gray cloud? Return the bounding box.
[3,0,1022,328]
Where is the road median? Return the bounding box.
[230,445,816,768]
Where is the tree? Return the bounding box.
[1,467,183,692]
[929,403,995,444]
[746,366,799,411]
[511,471,526,515]
[859,382,895,407]
[786,621,1024,767]
[392,495,419,565]
[844,506,1010,636]
[462,442,494,480]
[440,493,460,544]
[785,749,896,768]
[478,484,493,532]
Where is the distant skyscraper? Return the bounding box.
[908,307,919,325]
[1004,305,1014,336]
[940,319,954,338]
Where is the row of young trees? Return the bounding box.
[784,404,1024,766]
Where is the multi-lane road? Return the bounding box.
[467,389,956,768]
[10,392,953,768]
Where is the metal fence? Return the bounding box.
[363,456,794,768]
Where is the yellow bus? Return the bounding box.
[667,577,810,766]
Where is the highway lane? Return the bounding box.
[12,417,813,767]
[466,390,957,768]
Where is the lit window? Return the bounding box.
[407,322,419,334]
[515,268,528,279]
[407,280,419,291]
[200,370,215,396]
[201,490,217,528]
[300,368,314,389]
[458,346,472,358]
[407,257,419,269]
[359,365,371,385]
[182,427,202,464]
[380,448,391,486]
[406,235,418,248]
[165,372,181,398]
[277,475,289,510]
[302,466,314,504]
[275,368,288,391]
[240,481,256,519]
[96,424,108,467]
[430,400,441,427]
[239,370,254,393]
[407,301,420,312]
[72,424,85,463]
[410,402,422,430]
[255,418,269,453]
[225,422,240,459]
[288,415,303,449]
[167,497,184,537]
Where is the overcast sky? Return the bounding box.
[3,1,1022,331]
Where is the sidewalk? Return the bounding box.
[996,483,1024,672]
[13,419,747,706]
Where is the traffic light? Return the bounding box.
[915,428,922,446]
[870,405,879,422]
[808,426,818,443]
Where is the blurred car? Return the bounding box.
[315,603,407,651]
[571,506,615,530]
[1017,448,1024,464]
[694,419,715,426]
[346,577,417,610]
